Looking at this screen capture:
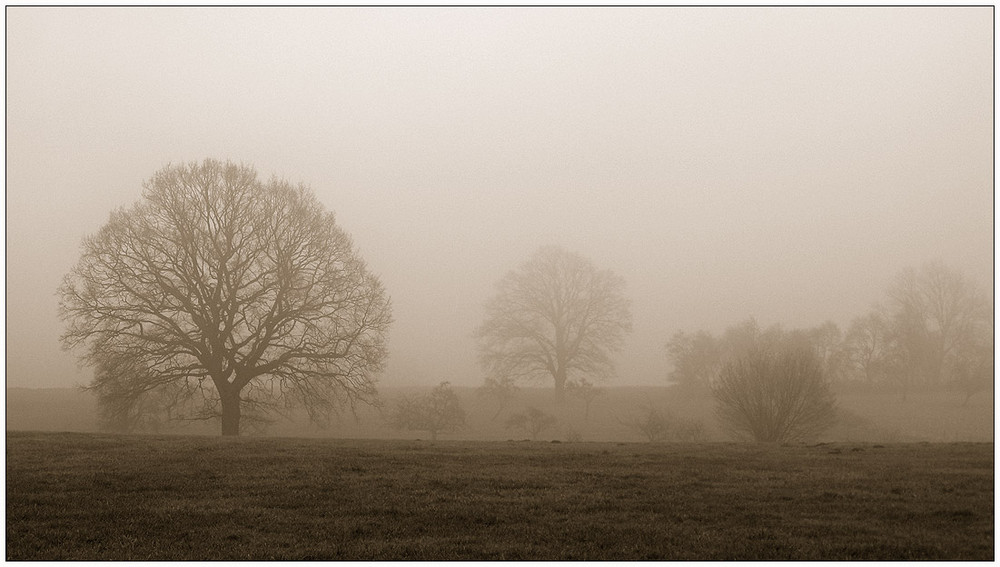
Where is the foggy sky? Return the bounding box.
[6,7,993,389]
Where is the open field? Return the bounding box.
[6,431,993,560]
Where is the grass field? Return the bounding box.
[6,431,993,560]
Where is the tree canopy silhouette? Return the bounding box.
[59,159,392,435]
[476,246,631,402]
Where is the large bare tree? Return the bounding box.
[476,246,631,402]
[59,159,392,436]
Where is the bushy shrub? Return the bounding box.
[713,346,837,443]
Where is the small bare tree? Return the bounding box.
[713,346,836,443]
[476,246,632,403]
[505,407,557,440]
[389,381,467,441]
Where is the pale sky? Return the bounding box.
[6,7,994,389]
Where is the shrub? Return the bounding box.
[713,346,836,443]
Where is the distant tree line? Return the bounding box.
[666,261,993,404]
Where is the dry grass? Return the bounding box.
[6,431,993,560]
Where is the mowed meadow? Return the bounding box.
[6,431,993,560]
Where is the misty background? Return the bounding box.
[6,7,993,391]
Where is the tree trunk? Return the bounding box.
[554,368,567,404]
[220,387,241,436]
